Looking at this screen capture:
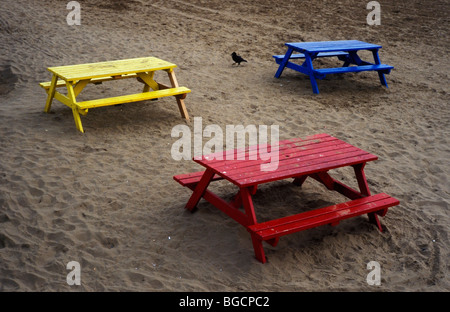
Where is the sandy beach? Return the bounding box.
[0,0,448,291]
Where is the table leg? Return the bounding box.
[292,175,308,187]
[347,51,372,66]
[71,107,83,133]
[44,74,58,113]
[240,187,258,224]
[230,191,242,209]
[167,69,190,121]
[304,53,320,94]
[65,81,84,133]
[240,187,267,263]
[274,47,294,78]
[339,54,351,67]
[372,49,388,87]
[185,168,215,211]
[353,163,371,196]
[353,163,384,231]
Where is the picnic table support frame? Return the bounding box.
[41,57,191,133]
[183,176,284,263]
[372,49,388,87]
[66,81,84,133]
[304,53,319,94]
[174,134,399,263]
[44,74,58,113]
[292,163,384,232]
[167,68,190,120]
[274,47,293,79]
[182,164,383,263]
[185,169,215,211]
[274,41,393,94]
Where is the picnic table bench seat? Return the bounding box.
[174,171,223,189]
[75,87,190,109]
[41,82,190,110]
[248,193,399,242]
[314,64,393,76]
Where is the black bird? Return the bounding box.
[231,52,247,65]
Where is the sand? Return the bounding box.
[0,0,448,292]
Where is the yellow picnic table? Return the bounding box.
[40,56,191,133]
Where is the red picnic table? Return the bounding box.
[174,133,399,263]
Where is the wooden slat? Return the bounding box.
[194,134,377,187]
[47,57,177,81]
[236,152,376,186]
[255,197,399,239]
[199,144,357,185]
[249,193,399,240]
[39,74,139,89]
[197,133,336,166]
[272,51,349,60]
[250,193,387,232]
[76,87,190,109]
[205,139,354,173]
[286,40,382,53]
[226,144,369,175]
[194,135,342,186]
[173,171,223,187]
[314,64,393,75]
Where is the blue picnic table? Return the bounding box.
[273,40,394,94]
